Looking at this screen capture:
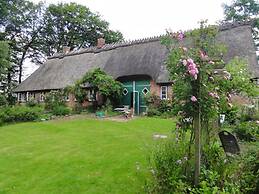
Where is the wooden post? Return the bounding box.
[193,74,201,186]
[194,105,201,185]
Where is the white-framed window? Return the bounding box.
[18,93,25,102]
[88,89,95,101]
[26,92,35,101]
[160,86,168,100]
[40,92,45,102]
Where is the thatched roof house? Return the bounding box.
[15,21,258,114]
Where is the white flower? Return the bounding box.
[176,159,182,165]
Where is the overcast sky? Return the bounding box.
[32,0,232,40]
[25,0,232,78]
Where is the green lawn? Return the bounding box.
[0,117,175,194]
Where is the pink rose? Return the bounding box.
[191,96,197,102]
[177,31,184,41]
[209,92,214,97]
[182,59,187,66]
[209,60,215,64]
[182,47,187,52]
[187,58,194,64]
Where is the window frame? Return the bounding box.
[160,86,168,100]
[88,89,96,101]
[40,92,45,102]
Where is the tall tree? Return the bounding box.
[0,1,123,84]
[0,0,45,84]
[0,41,10,85]
[0,41,12,103]
[223,0,259,48]
[40,3,123,56]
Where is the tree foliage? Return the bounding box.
[0,1,123,87]
[40,2,123,56]
[73,68,123,105]
[0,41,10,104]
[0,41,9,83]
[0,0,45,84]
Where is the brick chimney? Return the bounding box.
[97,38,105,48]
[63,46,70,54]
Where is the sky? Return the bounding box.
[25,0,232,78]
[32,0,232,40]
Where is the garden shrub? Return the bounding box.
[147,108,162,117]
[224,106,239,125]
[148,138,244,193]
[145,94,173,117]
[0,105,43,123]
[44,90,66,111]
[240,105,257,122]
[147,138,192,193]
[52,105,71,116]
[72,103,84,114]
[233,121,259,141]
[0,94,7,107]
[239,146,259,194]
[26,99,38,107]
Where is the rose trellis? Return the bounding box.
[162,21,254,185]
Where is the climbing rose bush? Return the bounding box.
[162,23,256,135]
[148,22,257,193]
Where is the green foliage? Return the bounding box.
[224,106,239,124]
[239,146,259,194]
[239,105,258,121]
[157,22,257,191]
[26,99,38,107]
[0,0,123,92]
[73,68,123,106]
[148,138,253,194]
[165,23,228,130]
[223,0,259,22]
[233,121,259,141]
[52,105,71,116]
[148,138,191,193]
[148,138,243,193]
[40,2,123,56]
[222,57,257,97]
[0,0,45,83]
[44,90,66,111]
[0,94,8,107]
[145,94,173,117]
[165,23,256,133]
[0,41,9,82]
[147,108,162,117]
[0,105,43,123]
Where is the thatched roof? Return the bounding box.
[15,21,258,92]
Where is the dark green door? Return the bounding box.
[121,80,150,115]
[121,81,133,108]
[135,80,150,114]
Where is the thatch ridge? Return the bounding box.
[48,20,254,60]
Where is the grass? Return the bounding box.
[0,117,175,194]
